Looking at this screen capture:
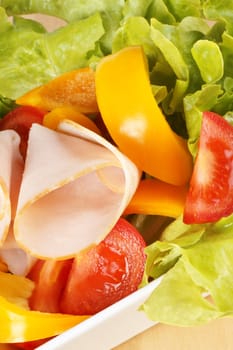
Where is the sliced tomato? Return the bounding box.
[27,259,73,313]
[60,218,146,315]
[183,111,233,224]
[0,105,45,159]
[15,338,51,350]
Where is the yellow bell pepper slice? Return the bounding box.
[0,296,89,343]
[16,67,99,114]
[43,106,101,134]
[95,46,193,186]
[0,271,89,343]
[0,271,34,310]
[124,178,188,218]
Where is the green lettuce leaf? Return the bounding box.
[0,0,124,52]
[141,259,222,326]
[146,0,176,24]
[183,84,223,156]
[112,16,157,67]
[0,5,11,31]
[0,95,16,118]
[0,9,104,99]
[140,216,233,325]
[44,13,104,73]
[220,32,233,79]
[163,0,202,21]
[149,16,211,117]
[191,39,224,84]
[203,0,233,35]
[150,19,189,114]
[123,0,154,19]
[12,15,47,33]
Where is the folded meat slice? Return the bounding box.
[0,130,34,275]
[0,226,37,276]
[0,130,22,244]
[0,175,10,245]
[14,121,141,259]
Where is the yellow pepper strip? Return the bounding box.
[16,67,99,114]
[0,296,89,343]
[0,271,34,310]
[124,178,188,218]
[43,106,101,134]
[95,46,193,186]
[0,271,89,343]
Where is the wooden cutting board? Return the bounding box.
[114,317,233,350]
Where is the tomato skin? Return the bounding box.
[60,218,146,315]
[183,111,233,224]
[15,338,50,350]
[0,106,45,159]
[27,219,146,316]
[27,259,73,313]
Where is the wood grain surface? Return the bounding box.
[114,318,233,350]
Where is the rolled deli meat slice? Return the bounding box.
[0,130,33,275]
[0,227,36,275]
[14,121,141,259]
[0,130,23,244]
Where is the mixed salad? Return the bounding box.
[1,0,233,347]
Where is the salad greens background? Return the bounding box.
[1,0,233,326]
